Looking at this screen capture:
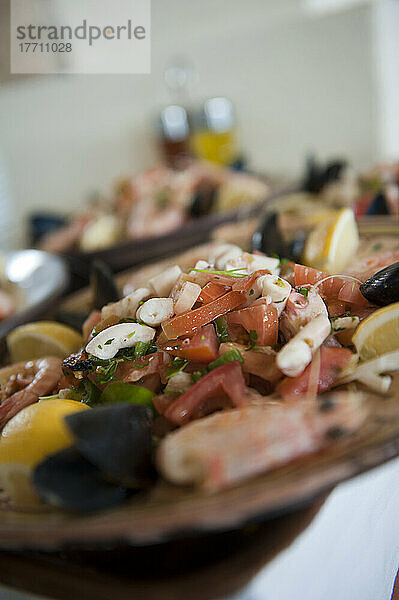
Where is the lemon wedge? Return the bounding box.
[0,399,89,508]
[352,302,399,361]
[302,208,359,274]
[7,321,83,362]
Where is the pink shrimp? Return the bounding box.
[0,357,63,428]
[157,391,367,491]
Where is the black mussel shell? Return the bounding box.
[252,211,304,262]
[91,260,120,310]
[252,211,288,258]
[65,404,155,488]
[189,183,218,217]
[33,446,128,512]
[359,262,399,306]
[303,156,347,194]
[365,193,389,216]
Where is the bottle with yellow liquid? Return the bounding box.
[191,97,240,166]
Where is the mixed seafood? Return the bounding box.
[1,230,398,512]
[39,160,269,253]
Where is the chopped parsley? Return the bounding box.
[134,340,157,357]
[246,329,259,351]
[213,315,230,343]
[191,268,247,278]
[208,348,243,370]
[296,286,309,298]
[166,357,189,380]
[104,338,114,345]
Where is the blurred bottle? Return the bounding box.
[159,104,190,168]
[190,97,240,167]
[158,60,196,168]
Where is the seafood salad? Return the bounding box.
[0,241,398,512]
[39,160,269,253]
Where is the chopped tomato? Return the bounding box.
[198,281,231,304]
[153,393,178,415]
[117,352,171,383]
[232,269,271,292]
[162,324,220,363]
[276,347,352,399]
[164,361,249,425]
[219,342,281,382]
[227,301,278,346]
[294,264,369,310]
[294,264,342,298]
[162,290,247,339]
[338,280,368,306]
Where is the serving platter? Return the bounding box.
[61,183,298,277]
[0,378,397,551]
[0,232,398,552]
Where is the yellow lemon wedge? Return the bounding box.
[0,399,89,508]
[352,302,399,361]
[7,321,83,362]
[302,208,359,274]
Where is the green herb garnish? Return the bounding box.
[166,357,189,380]
[246,329,259,351]
[214,315,230,343]
[104,338,114,345]
[191,268,247,278]
[208,349,243,370]
[296,286,309,298]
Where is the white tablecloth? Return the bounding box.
[247,457,399,600]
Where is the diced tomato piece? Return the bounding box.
[294,264,369,310]
[116,352,170,383]
[232,269,271,292]
[326,301,347,318]
[276,347,352,399]
[198,281,231,304]
[162,290,247,339]
[294,264,342,298]
[227,302,278,346]
[338,280,369,306]
[219,342,281,382]
[164,324,220,363]
[164,361,249,425]
[153,393,178,415]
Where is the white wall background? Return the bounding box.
[0,0,392,245]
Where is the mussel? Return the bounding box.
[55,259,120,331]
[251,211,305,262]
[65,404,155,488]
[33,446,129,512]
[90,260,120,310]
[33,404,155,512]
[359,262,399,306]
[303,156,347,194]
[365,192,389,216]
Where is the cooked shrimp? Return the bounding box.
[157,391,367,491]
[0,357,63,428]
